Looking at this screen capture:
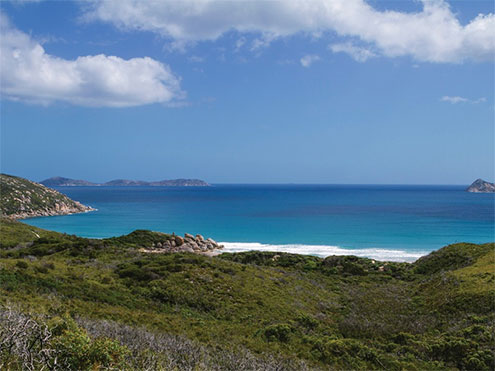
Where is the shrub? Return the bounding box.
[35,265,49,274]
[303,260,318,271]
[309,338,382,368]
[413,243,493,275]
[0,308,129,371]
[296,314,319,331]
[323,256,368,275]
[50,317,129,370]
[263,324,293,342]
[116,264,159,282]
[43,262,55,270]
[51,318,93,369]
[15,260,28,269]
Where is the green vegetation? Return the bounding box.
[0,173,92,219]
[0,218,58,248]
[0,218,494,370]
[105,229,173,248]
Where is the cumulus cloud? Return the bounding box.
[329,42,376,62]
[300,54,320,67]
[441,96,487,104]
[0,13,183,107]
[85,0,495,63]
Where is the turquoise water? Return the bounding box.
[24,185,494,262]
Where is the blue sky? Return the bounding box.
[0,0,494,184]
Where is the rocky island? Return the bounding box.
[466,178,495,193]
[41,176,210,187]
[40,176,98,187]
[0,173,94,219]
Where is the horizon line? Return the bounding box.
[43,181,476,187]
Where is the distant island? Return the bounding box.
[466,179,495,193]
[41,176,210,187]
[40,176,98,187]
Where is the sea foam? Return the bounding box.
[220,242,428,263]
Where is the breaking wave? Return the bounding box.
[220,242,429,262]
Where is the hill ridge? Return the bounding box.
[41,176,210,187]
[0,173,94,219]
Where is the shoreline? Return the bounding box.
[94,238,428,262]
[18,213,487,263]
[16,216,433,262]
[10,206,96,220]
[10,215,495,263]
[219,242,430,263]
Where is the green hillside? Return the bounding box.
[0,173,93,219]
[0,218,493,370]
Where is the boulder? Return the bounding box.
[207,238,218,246]
[196,234,204,242]
[156,242,162,248]
[175,236,184,246]
[179,246,194,253]
[184,233,195,240]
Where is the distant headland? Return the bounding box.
[0,173,94,219]
[41,176,210,187]
[466,179,495,193]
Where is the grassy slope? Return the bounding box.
[0,218,494,370]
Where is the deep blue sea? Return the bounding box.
[23,185,494,262]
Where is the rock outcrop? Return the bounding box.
[466,179,495,193]
[140,232,224,254]
[0,174,95,219]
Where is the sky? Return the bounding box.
[0,0,494,184]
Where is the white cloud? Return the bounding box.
[0,13,183,107]
[235,37,246,52]
[441,96,487,104]
[329,42,376,62]
[300,54,320,67]
[441,96,469,104]
[250,34,277,51]
[85,0,495,63]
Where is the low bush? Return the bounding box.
[0,308,129,370]
[263,323,293,342]
[15,260,28,269]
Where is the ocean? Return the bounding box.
[23,185,494,262]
